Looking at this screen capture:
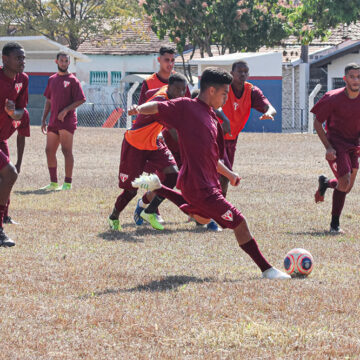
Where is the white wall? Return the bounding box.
[327,52,360,90]
[76,54,159,84]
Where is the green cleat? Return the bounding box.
[39,182,60,190]
[56,182,72,191]
[108,217,122,231]
[140,210,164,230]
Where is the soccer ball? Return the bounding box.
[284,248,314,277]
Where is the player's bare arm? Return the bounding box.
[128,101,159,116]
[41,98,51,134]
[58,99,86,122]
[215,108,232,135]
[15,134,25,173]
[217,160,241,186]
[259,104,276,121]
[314,117,337,161]
[4,99,24,120]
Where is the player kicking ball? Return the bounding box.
[128,67,290,279]
[312,63,360,234]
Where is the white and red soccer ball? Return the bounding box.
[284,248,314,277]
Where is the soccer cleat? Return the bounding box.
[261,267,291,280]
[0,227,15,247]
[314,175,328,203]
[40,182,60,190]
[132,174,162,192]
[134,199,144,226]
[3,216,18,225]
[329,226,345,234]
[56,182,72,191]
[156,214,165,224]
[206,219,222,232]
[140,210,164,230]
[108,217,122,231]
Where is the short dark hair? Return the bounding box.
[159,46,175,56]
[2,42,23,56]
[232,60,249,72]
[168,72,187,85]
[191,88,200,99]
[345,63,360,75]
[200,67,233,91]
[56,51,70,60]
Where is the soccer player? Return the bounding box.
[0,109,30,225]
[108,73,187,231]
[217,60,276,197]
[312,63,360,234]
[128,67,291,279]
[138,46,190,105]
[40,52,86,190]
[0,42,29,246]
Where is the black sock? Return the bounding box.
[145,195,164,214]
[331,215,340,229]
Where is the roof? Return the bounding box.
[77,20,175,55]
[0,35,89,61]
[189,52,279,65]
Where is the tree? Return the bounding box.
[143,0,296,82]
[0,0,144,50]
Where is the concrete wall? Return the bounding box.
[327,52,360,90]
[76,54,159,84]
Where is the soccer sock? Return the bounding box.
[142,193,151,205]
[328,178,338,189]
[0,205,5,228]
[111,190,137,219]
[155,185,186,208]
[64,177,72,184]
[49,167,57,183]
[331,189,346,227]
[4,198,10,218]
[240,238,272,272]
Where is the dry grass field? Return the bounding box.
[1,127,360,359]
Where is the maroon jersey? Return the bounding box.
[311,87,360,146]
[44,73,85,129]
[157,97,224,196]
[0,108,30,141]
[0,67,28,128]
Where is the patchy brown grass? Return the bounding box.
[1,127,359,359]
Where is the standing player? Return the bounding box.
[138,46,190,105]
[0,109,30,224]
[129,67,290,279]
[108,74,187,231]
[312,63,360,234]
[217,60,276,197]
[40,52,86,190]
[0,42,28,246]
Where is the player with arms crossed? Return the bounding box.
[0,42,29,246]
[129,67,290,279]
[312,63,360,233]
[216,60,276,197]
[108,73,187,231]
[41,52,86,190]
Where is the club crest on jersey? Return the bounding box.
[234,103,239,111]
[120,173,128,182]
[64,81,70,88]
[12,120,21,129]
[221,210,233,222]
[15,83,23,94]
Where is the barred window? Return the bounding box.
[90,71,108,85]
[111,72,122,86]
[332,77,345,89]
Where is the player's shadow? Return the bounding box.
[286,229,330,237]
[80,275,215,298]
[14,189,56,196]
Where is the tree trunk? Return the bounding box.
[300,44,309,63]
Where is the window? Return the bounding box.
[90,71,108,85]
[111,71,122,86]
[332,77,345,89]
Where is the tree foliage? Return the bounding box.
[0,0,144,50]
